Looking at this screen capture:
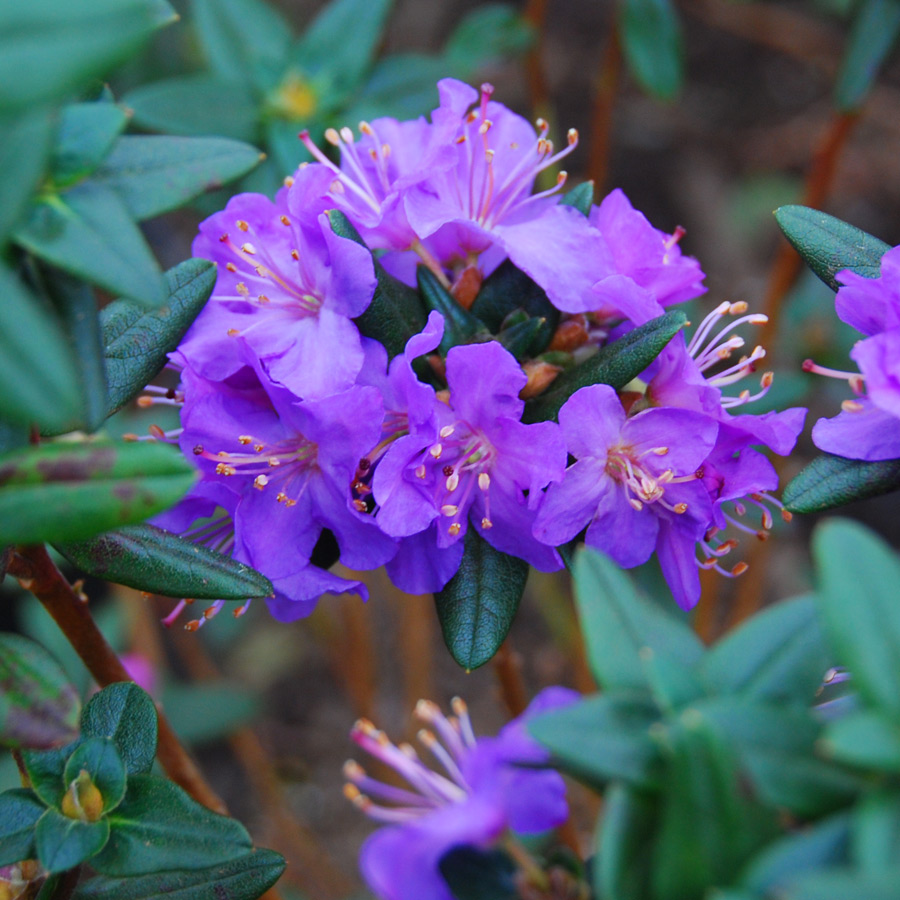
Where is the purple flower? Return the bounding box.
[346,689,578,900]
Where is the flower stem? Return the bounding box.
[7,544,228,815]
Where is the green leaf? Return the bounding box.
[0,263,83,433]
[619,0,684,101]
[443,5,534,77]
[124,76,259,142]
[51,103,129,188]
[835,0,900,111]
[193,0,292,93]
[93,775,252,876]
[783,452,900,513]
[822,710,900,772]
[702,594,830,704]
[81,684,158,777]
[560,180,595,217]
[94,136,264,221]
[63,739,127,815]
[22,746,70,810]
[0,109,56,245]
[788,868,900,900]
[528,693,662,789]
[495,317,549,361]
[13,184,166,308]
[0,0,176,112]
[0,440,197,546]
[439,846,517,900]
[342,54,445,123]
[0,789,45,867]
[570,546,704,694]
[434,528,528,670]
[71,849,286,900]
[35,808,110,873]
[852,790,900,872]
[101,258,216,417]
[524,310,687,422]
[0,633,80,750]
[57,523,273,602]
[774,205,890,292]
[417,267,488,354]
[813,519,900,717]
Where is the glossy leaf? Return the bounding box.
[93,775,252,876]
[35,808,110,873]
[101,258,216,417]
[774,205,889,292]
[64,738,127,814]
[71,849,286,900]
[57,523,273,602]
[0,440,197,546]
[0,263,83,432]
[524,310,687,422]
[560,180,595,217]
[813,519,900,717]
[417,266,488,354]
[434,529,528,670]
[94,135,263,221]
[51,102,129,188]
[620,0,684,101]
[439,846,517,900]
[443,5,534,76]
[834,0,900,112]
[0,789,46,867]
[13,184,166,308]
[823,710,900,772]
[783,452,900,513]
[0,633,80,750]
[81,684,158,777]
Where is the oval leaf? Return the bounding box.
[81,683,158,777]
[783,452,900,513]
[64,738,127,815]
[0,788,46,867]
[834,0,900,112]
[620,0,684,101]
[35,808,110,874]
[51,102,129,188]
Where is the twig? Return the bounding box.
[587,10,621,191]
[492,640,528,718]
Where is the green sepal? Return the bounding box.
[0,440,197,546]
[57,523,274,601]
[63,738,127,815]
[0,633,80,750]
[774,205,890,292]
[81,683,158,777]
[35,808,110,873]
[328,211,426,358]
[834,0,900,112]
[560,180,595,217]
[71,849,286,900]
[0,788,46,867]
[51,102,129,189]
[93,775,252,876]
[438,846,518,900]
[495,316,548,361]
[852,789,900,872]
[416,266,488,355]
[524,310,687,422]
[101,258,216,417]
[619,0,684,101]
[822,710,900,772]
[783,452,900,513]
[434,528,528,670]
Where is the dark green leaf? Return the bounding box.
[101,258,216,417]
[93,775,252,875]
[13,184,166,308]
[36,808,110,873]
[94,135,264,221]
[528,693,661,789]
[835,0,900,111]
[0,633,80,750]
[440,846,517,900]
[417,267,488,354]
[81,683,158,777]
[702,594,830,704]
[0,789,45,867]
[0,263,83,432]
[774,205,889,292]
[783,452,900,513]
[524,310,687,422]
[0,0,176,112]
[443,5,534,77]
[570,546,704,694]
[560,180,595,217]
[495,317,549,361]
[0,440,197,546]
[434,528,528,670]
[57,523,273,601]
[51,103,129,188]
[619,0,684,101]
[124,76,259,141]
[342,55,445,123]
[162,682,260,746]
[814,519,900,717]
[71,849,286,900]
[22,746,70,810]
[788,868,900,900]
[822,710,900,772]
[852,790,900,872]
[64,738,127,815]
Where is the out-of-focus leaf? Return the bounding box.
[561,180,595,217]
[101,258,216,417]
[13,184,165,307]
[0,789,44,867]
[852,789,900,872]
[342,55,445,123]
[783,452,900,513]
[439,846,518,900]
[823,710,900,772]
[35,808,110,873]
[434,529,528,670]
[0,633,80,750]
[63,738,127,815]
[81,684,158,777]
[774,205,889,292]
[619,0,684,101]
[51,103,129,188]
[0,440,197,546]
[788,868,900,899]
[444,5,534,76]
[162,682,259,746]
[835,0,900,111]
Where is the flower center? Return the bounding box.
[605,441,694,514]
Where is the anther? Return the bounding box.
[280,215,291,226]
[445,473,459,492]
[353,499,368,512]
[673,503,688,514]
[731,562,749,576]
[291,249,300,260]
[440,425,455,438]
[448,523,461,536]
[478,472,490,491]
[441,504,459,517]
[430,444,443,459]
[236,283,249,296]
[215,463,236,475]
[481,517,493,529]
[324,128,340,145]
[226,262,237,272]
[236,220,249,231]
[567,128,578,144]
[340,126,354,143]
[415,465,426,479]
[240,243,256,254]
[283,175,295,187]
[239,435,253,444]
[253,475,268,490]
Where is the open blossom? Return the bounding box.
[807,245,900,460]
[345,688,577,900]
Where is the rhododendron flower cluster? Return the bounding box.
[144,77,806,625]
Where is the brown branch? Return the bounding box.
[587,12,621,191]
[522,0,550,114]
[7,544,227,816]
[492,639,528,718]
